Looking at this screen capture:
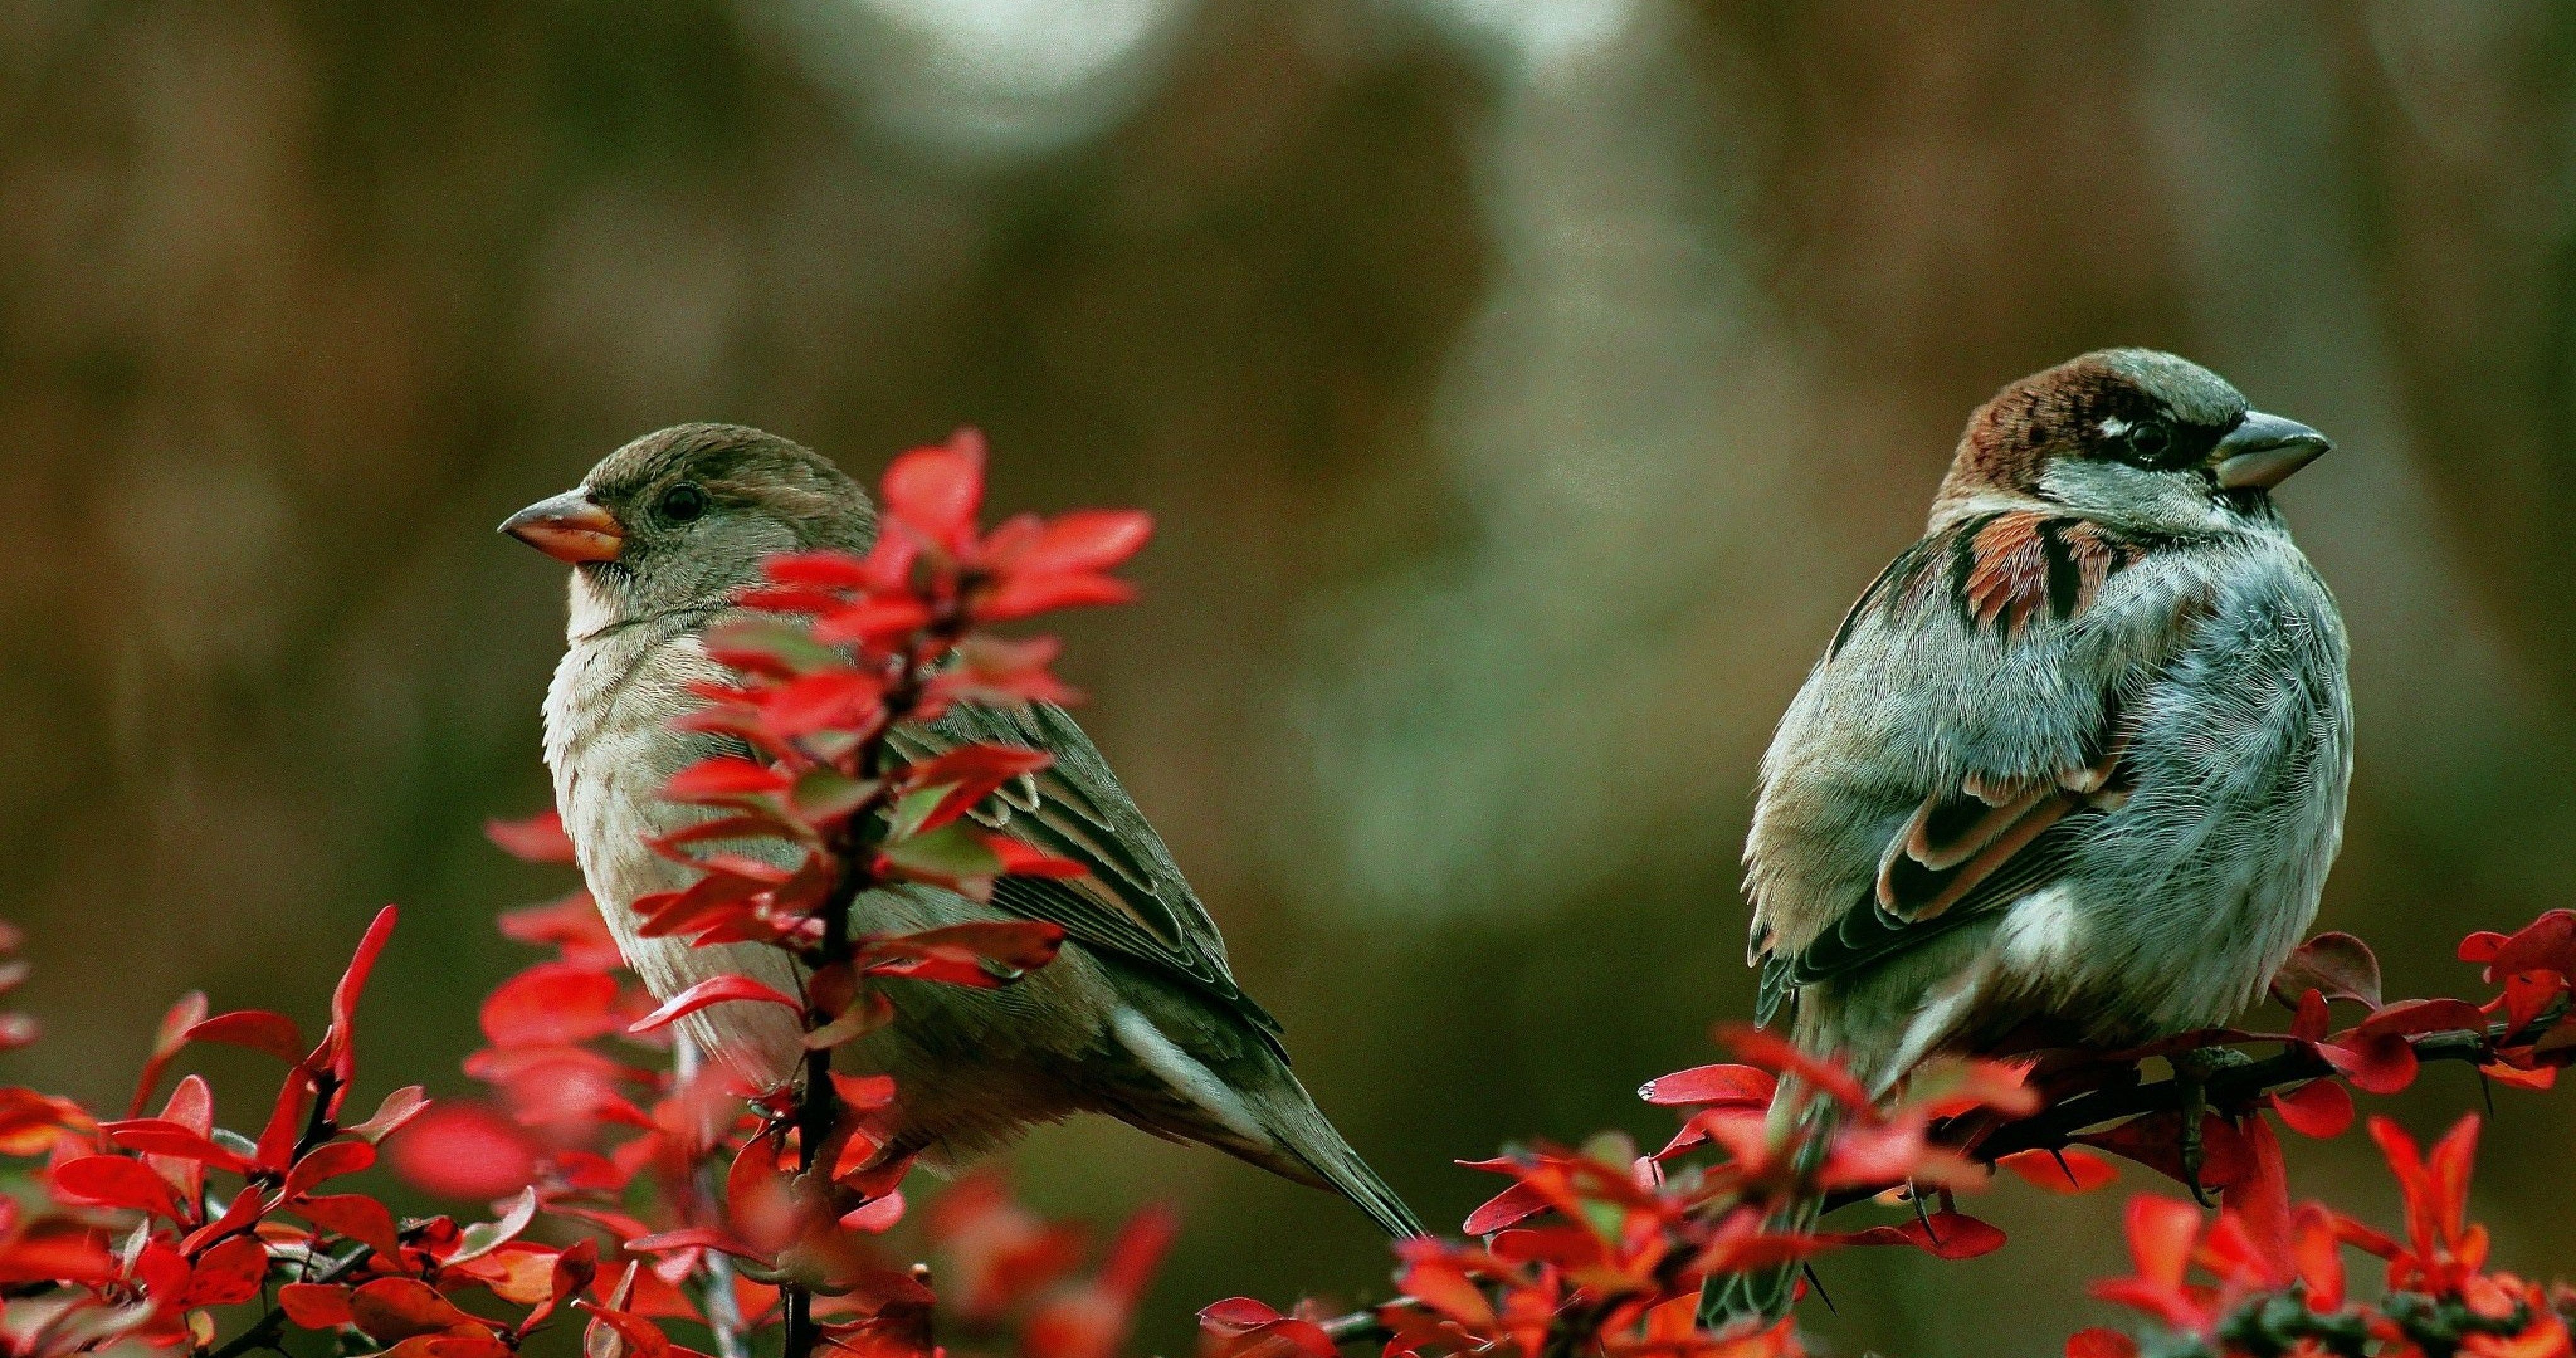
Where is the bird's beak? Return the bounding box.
[2212,411,2332,491]
[501,490,625,564]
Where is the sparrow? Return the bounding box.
[501,423,1423,1239]
[1718,350,2350,1317]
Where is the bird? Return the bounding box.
[1720,350,2350,1317]
[500,422,1423,1239]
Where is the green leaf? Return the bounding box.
[885,783,952,842]
[792,769,879,822]
[802,991,896,1050]
[878,822,1002,883]
[703,618,845,676]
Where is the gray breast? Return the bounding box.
[543,623,809,1091]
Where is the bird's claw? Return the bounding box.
[2170,1048,2255,1207]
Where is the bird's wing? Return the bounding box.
[1757,739,2131,1025]
[886,702,1284,1043]
[1753,511,2160,1027]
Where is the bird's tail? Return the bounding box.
[1699,1085,1839,1329]
[1254,1076,1426,1239]
[1202,1054,1423,1239]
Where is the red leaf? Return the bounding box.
[663,758,790,801]
[2218,1117,2294,1287]
[0,1222,113,1286]
[2320,1036,2418,1096]
[180,1234,270,1307]
[1638,1063,1777,1109]
[345,1086,433,1143]
[1200,1299,1340,1358]
[2269,1079,2355,1139]
[128,990,208,1118]
[1713,1025,1870,1111]
[2080,1111,2252,1194]
[987,834,1087,880]
[579,1301,675,1358]
[626,974,803,1035]
[811,597,935,648]
[900,744,1052,831]
[279,1282,356,1328]
[324,905,401,1085]
[147,1074,215,1207]
[2290,988,2330,1041]
[932,634,1080,710]
[480,963,623,1047]
[838,1190,906,1234]
[51,1154,182,1219]
[385,1335,518,1358]
[2478,910,2576,982]
[100,1119,254,1174]
[2121,1196,2202,1287]
[1999,1148,2118,1193]
[284,1139,377,1199]
[486,810,577,864]
[1829,1210,2007,1259]
[869,921,1065,974]
[882,433,985,549]
[1003,510,1153,579]
[975,573,1136,623]
[623,1227,773,1264]
[2497,970,2563,1033]
[760,550,872,590]
[2352,997,2487,1041]
[498,893,622,971]
[2065,1329,2140,1358]
[2459,930,2508,965]
[133,1237,189,1305]
[252,1068,316,1172]
[184,1010,307,1064]
[351,1277,482,1343]
[2268,932,2382,1009]
[2482,1061,2556,1090]
[1461,1181,1552,1236]
[760,671,886,740]
[829,1073,897,1112]
[296,1193,401,1257]
[389,1103,541,1201]
[177,1183,266,1257]
[1393,1241,1494,1328]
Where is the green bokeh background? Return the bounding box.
[5,3,2575,1352]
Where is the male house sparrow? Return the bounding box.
[502,424,1423,1239]
[1721,350,2350,1314]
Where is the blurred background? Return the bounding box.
[5,1,2575,1352]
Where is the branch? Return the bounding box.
[1829,1012,2540,1212]
[203,1246,372,1358]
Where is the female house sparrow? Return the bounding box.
[1719,350,2349,1315]
[502,424,1423,1239]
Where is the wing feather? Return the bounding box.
[890,704,1284,1047]
[1757,512,2157,1020]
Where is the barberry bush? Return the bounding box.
[0,432,2571,1358]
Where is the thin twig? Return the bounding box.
[202,1246,372,1358]
[676,1035,752,1358]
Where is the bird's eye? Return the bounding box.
[2126,421,2174,464]
[660,482,709,522]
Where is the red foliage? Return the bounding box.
[2073,1114,2573,1357]
[8,427,2576,1358]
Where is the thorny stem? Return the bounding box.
[779,604,966,1358]
[1867,1013,2546,1208]
[287,1069,340,1168]
[676,1035,752,1358]
[1300,1015,2553,1350]
[200,1245,372,1358]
